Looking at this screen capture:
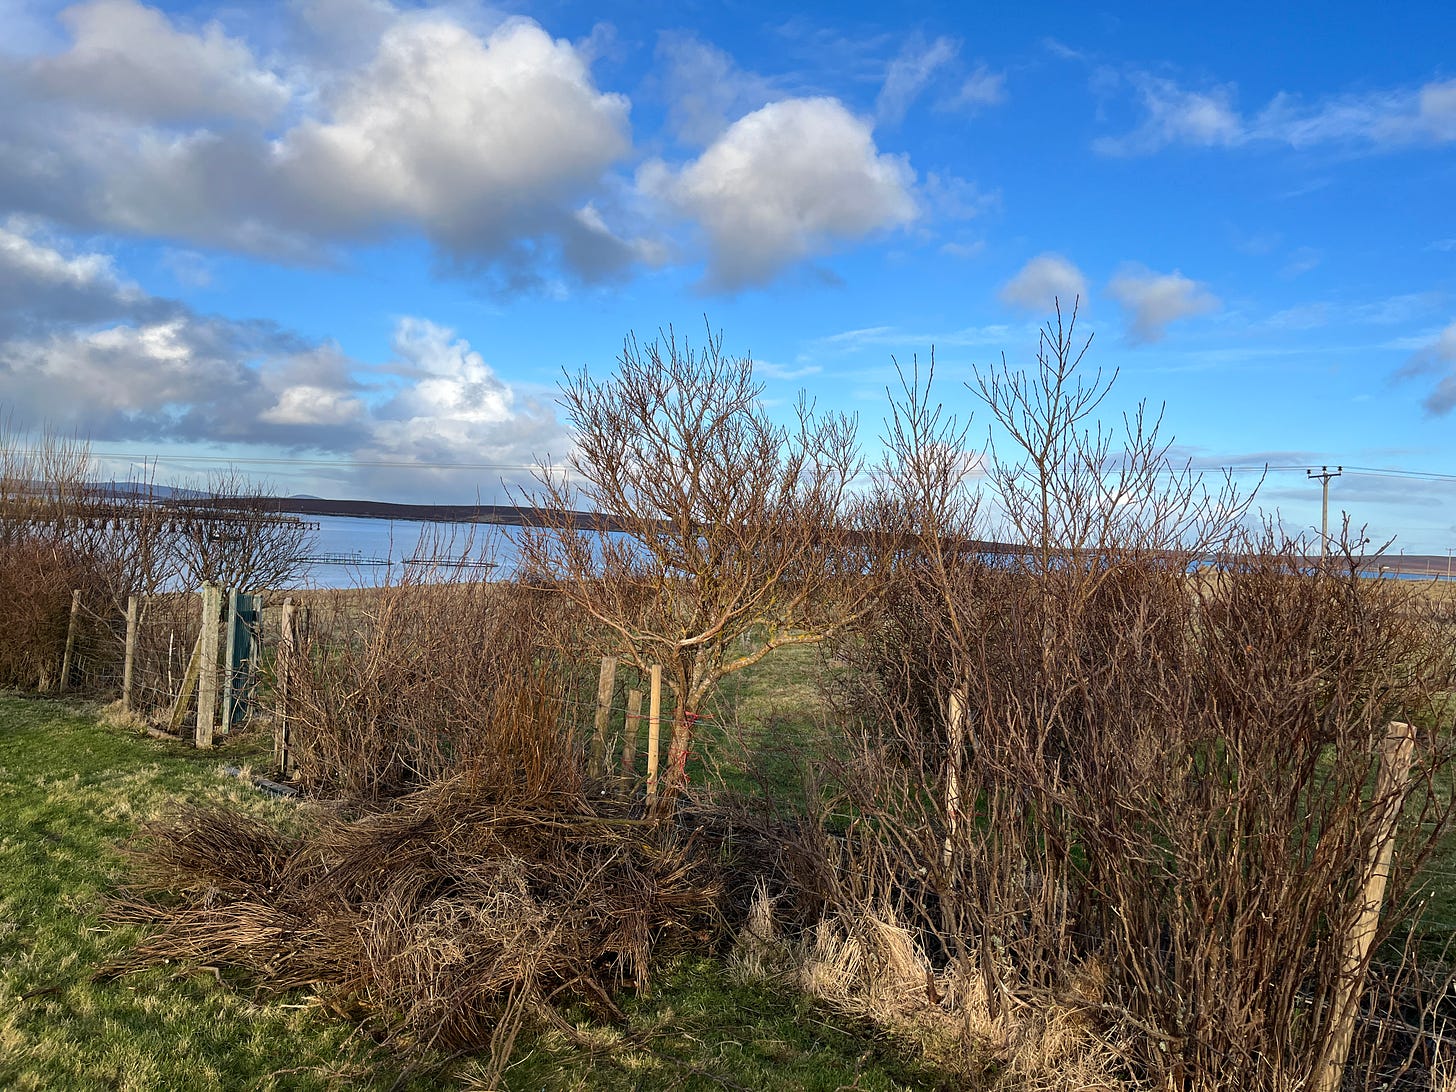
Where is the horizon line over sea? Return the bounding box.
[294,514,1456,591]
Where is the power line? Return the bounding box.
[21,447,1456,487]
[18,449,556,473]
[1200,464,1456,484]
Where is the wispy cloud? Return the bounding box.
[1041,38,1087,62]
[813,322,1015,354]
[1095,70,1456,155]
[873,34,1006,127]
[754,359,823,381]
[876,34,959,126]
[1094,74,1242,155]
[653,31,783,145]
[940,65,1006,114]
[1396,323,1456,415]
[1280,247,1321,278]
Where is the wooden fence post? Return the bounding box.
[121,594,139,713]
[645,664,663,808]
[1316,721,1417,1092]
[589,655,619,779]
[59,589,81,693]
[195,583,221,750]
[620,687,644,787]
[275,597,296,775]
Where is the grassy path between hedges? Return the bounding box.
[0,694,937,1091]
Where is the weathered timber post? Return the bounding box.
[645,664,663,808]
[166,629,205,736]
[274,597,296,775]
[589,655,619,779]
[121,594,139,713]
[1316,721,1417,1092]
[620,687,644,788]
[58,589,82,693]
[195,583,222,749]
[943,686,968,870]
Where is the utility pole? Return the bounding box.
[1307,465,1342,568]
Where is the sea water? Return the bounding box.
[299,516,522,588]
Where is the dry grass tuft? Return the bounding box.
[730,886,1129,1091]
[96,700,150,734]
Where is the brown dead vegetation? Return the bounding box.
[105,776,723,1069]
[813,306,1456,1089]
[282,558,595,801]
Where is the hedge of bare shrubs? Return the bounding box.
[92,312,1456,1088]
[796,312,1456,1089]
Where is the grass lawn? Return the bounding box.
[0,692,941,1091]
[0,695,415,1090]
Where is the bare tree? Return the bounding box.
[518,326,879,804]
[168,470,315,591]
[0,422,176,688]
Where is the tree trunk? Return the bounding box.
[656,706,698,813]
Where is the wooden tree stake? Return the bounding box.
[1316,721,1417,1092]
[121,594,139,713]
[589,655,619,779]
[274,597,296,775]
[221,588,240,735]
[620,687,644,787]
[943,686,968,870]
[59,589,81,693]
[166,629,205,736]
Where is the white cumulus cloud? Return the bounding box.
[1000,253,1087,312]
[359,317,567,494]
[1,8,643,286]
[0,8,937,293]
[260,384,366,427]
[276,17,631,256]
[641,97,917,291]
[29,0,291,123]
[1107,266,1220,343]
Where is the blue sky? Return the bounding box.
[1,0,1454,552]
